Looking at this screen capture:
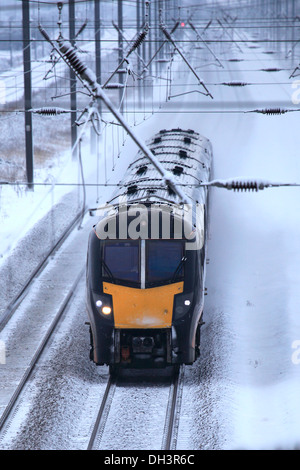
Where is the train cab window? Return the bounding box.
[102,240,139,284]
[146,240,184,285]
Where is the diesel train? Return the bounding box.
[86,128,213,371]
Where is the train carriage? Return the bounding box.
[86,128,213,371]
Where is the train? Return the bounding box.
[86,128,213,372]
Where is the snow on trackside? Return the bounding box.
[0,10,300,450]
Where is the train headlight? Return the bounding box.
[92,292,113,317]
[102,306,112,315]
[173,292,193,319]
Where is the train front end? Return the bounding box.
[86,128,212,371]
[86,205,205,369]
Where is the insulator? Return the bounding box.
[127,27,149,55]
[259,108,288,115]
[171,21,180,34]
[32,107,69,115]
[64,47,87,75]
[58,40,87,76]
[228,181,259,192]
[222,82,248,86]
[38,25,52,43]
[160,24,172,42]
[57,39,98,91]
[75,20,88,38]
[104,83,125,89]
[261,68,281,72]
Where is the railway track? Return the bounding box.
[87,365,185,451]
[0,266,85,439]
[0,208,87,332]
[162,365,185,450]
[0,208,92,446]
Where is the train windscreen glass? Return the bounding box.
[147,240,184,283]
[103,240,139,283]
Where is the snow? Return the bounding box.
[0,2,300,450]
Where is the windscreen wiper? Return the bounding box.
[102,260,115,282]
[171,256,187,282]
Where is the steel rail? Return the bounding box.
[87,365,185,451]
[162,365,185,450]
[0,266,85,436]
[87,374,117,450]
[0,208,87,332]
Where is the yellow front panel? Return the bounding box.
[103,282,184,328]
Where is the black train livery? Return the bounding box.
[86,128,213,371]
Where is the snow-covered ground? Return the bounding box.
[0,5,300,450]
[172,32,300,449]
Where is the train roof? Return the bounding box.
[108,128,213,207]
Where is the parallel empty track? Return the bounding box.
[87,365,185,451]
